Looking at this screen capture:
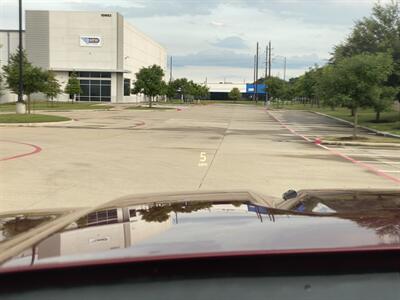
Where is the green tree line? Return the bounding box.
[263,1,400,137]
[132,65,209,107]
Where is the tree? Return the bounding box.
[43,71,62,104]
[132,65,165,108]
[293,65,323,106]
[166,78,209,103]
[316,65,343,110]
[2,50,47,114]
[189,81,209,101]
[0,73,4,98]
[372,86,399,121]
[170,78,190,102]
[197,84,209,100]
[321,53,393,137]
[228,87,241,101]
[264,76,287,101]
[165,81,176,99]
[64,72,81,103]
[333,1,400,101]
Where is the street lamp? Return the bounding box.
[16,0,25,114]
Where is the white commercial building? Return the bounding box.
[0,11,167,103]
[206,82,247,100]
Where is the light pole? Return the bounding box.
[15,0,26,114]
[18,0,23,103]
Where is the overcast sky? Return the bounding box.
[0,0,388,83]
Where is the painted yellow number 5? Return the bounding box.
[200,152,207,162]
[198,152,207,167]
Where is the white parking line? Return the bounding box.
[378,170,400,173]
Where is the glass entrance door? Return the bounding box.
[70,72,112,102]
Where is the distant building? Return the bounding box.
[0,11,167,103]
[206,82,247,100]
[205,82,267,100]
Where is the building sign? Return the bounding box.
[246,84,267,94]
[80,36,102,47]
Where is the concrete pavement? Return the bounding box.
[272,110,400,184]
[0,105,398,212]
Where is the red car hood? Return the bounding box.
[1,189,400,272]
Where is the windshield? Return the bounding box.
[0,0,400,271]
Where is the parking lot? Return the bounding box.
[271,110,400,184]
[0,104,398,212]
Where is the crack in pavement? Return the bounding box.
[197,107,235,189]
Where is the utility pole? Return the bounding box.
[252,55,256,102]
[255,42,259,103]
[265,45,268,80]
[169,56,173,82]
[268,40,272,78]
[283,57,287,81]
[18,0,23,103]
[265,45,268,103]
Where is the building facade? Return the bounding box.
[0,11,167,103]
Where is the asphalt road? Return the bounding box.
[0,104,398,212]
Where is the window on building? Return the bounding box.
[69,72,111,79]
[77,78,111,102]
[124,78,131,96]
[79,72,91,78]
[67,72,112,101]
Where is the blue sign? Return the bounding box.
[247,204,269,215]
[246,84,267,94]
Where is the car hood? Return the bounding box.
[1,189,400,272]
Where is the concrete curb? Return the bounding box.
[0,119,75,127]
[320,140,400,148]
[33,108,114,113]
[312,111,400,139]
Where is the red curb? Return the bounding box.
[266,110,400,185]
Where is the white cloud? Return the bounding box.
[210,21,225,27]
[0,0,381,80]
[211,36,248,49]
